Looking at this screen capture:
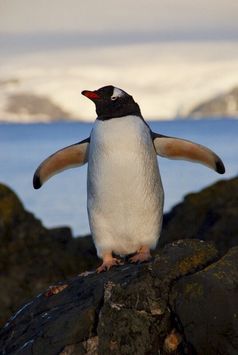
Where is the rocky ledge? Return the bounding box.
[0,239,238,355]
[0,177,237,354]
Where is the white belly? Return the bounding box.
[87,116,164,257]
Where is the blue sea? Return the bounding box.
[0,119,237,236]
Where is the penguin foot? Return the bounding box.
[96,254,122,273]
[129,246,152,264]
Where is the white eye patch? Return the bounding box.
[111,87,124,100]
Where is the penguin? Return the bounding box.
[33,85,225,272]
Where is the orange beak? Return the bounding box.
[81,90,101,100]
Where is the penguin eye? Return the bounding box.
[111,96,118,101]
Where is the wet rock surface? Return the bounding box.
[1,239,226,355]
[1,239,238,355]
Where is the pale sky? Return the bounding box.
[1,0,238,39]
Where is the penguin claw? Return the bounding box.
[96,258,123,273]
[129,251,152,264]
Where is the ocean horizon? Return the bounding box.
[0,118,237,236]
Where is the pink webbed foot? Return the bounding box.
[129,246,152,264]
[96,253,123,273]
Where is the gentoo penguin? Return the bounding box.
[33,85,225,272]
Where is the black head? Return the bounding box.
[81,85,142,120]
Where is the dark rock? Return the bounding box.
[1,178,238,354]
[160,177,238,253]
[0,175,237,329]
[2,240,238,355]
[171,246,238,354]
[0,183,98,328]
[0,239,223,355]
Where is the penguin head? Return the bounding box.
[81,85,141,120]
